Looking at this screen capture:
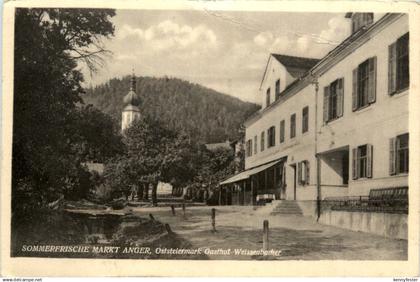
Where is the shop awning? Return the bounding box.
[220,159,283,185]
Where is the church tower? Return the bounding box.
[121,72,141,132]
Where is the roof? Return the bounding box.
[205,141,232,151]
[84,162,104,174]
[271,54,320,78]
[220,158,285,185]
[123,90,141,107]
[123,104,140,112]
[247,14,398,127]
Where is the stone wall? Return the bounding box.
[319,210,407,239]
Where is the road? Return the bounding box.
[131,205,407,260]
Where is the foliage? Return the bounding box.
[186,146,236,202]
[12,8,117,214]
[103,115,199,204]
[84,76,260,144]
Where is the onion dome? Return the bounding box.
[123,74,141,107]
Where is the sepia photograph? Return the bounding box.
[1,0,419,277]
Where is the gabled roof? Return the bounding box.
[259,53,320,89]
[271,54,320,78]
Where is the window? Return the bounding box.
[352,144,373,179]
[298,161,310,185]
[389,33,409,94]
[266,88,271,107]
[245,139,252,157]
[260,131,265,152]
[302,106,309,133]
[245,139,253,157]
[351,13,373,33]
[268,126,275,148]
[253,135,258,155]
[275,79,281,100]
[390,133,409,175]
[358,60,369,108]
[323,78,344,123]
[352,57,376,111]
[279,120,285,143]
[290,114,296,138]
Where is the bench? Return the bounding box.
[368,187,408,207]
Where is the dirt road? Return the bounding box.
[131,205,407,260]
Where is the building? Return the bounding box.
[121,73,141,131]
[220,13,409,207]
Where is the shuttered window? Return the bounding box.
[268,126,276,148]
[302,106,309,133]
[260,131,265,152]
[253,135,258,155]
[390,133,409,175]
[352,57,376,111]
[280,120,285,143]
[290,113,296,138]
[275,79,281,100]
[266,88,271,107]
[298,160,310,185]
[389,33,409,95]
[246,139,253,157]
[324,78,344,123]
[323,86,330,123]
[352,144,373,179]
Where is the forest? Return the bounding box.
[84,76,259,144]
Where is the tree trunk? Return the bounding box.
[138,183,144,201]
[152,182,158,206]
[143,183,149,200]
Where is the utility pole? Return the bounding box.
[310,73,321,221]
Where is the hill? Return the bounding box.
[83,76,260,143]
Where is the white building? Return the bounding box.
[121,73,141,131]
[220,13,409,207]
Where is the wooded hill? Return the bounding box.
[83,76,260,143]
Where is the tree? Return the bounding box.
[12,8,116,214]
[104,115,198,205]
[190,146,236,203]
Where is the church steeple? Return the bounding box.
[121,71,141,132]
[130,69,136,91]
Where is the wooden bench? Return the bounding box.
[368,187,408,207]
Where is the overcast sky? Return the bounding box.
[85,10,352,103]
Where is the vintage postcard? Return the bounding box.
[1,0,419,277]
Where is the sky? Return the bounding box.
[84,10,352,104]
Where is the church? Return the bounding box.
[120,73,175,200]
[121,73,141,131]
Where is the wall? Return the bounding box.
[260,57,294,109]
[320,151,347,186]
[121,109,141,131]
[246,83,318,201]
[319,210,407,240]
[296,200,318,218]
[316,15,409,196]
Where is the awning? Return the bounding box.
[220,159,283,185]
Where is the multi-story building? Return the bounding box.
[220,13,409,206]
